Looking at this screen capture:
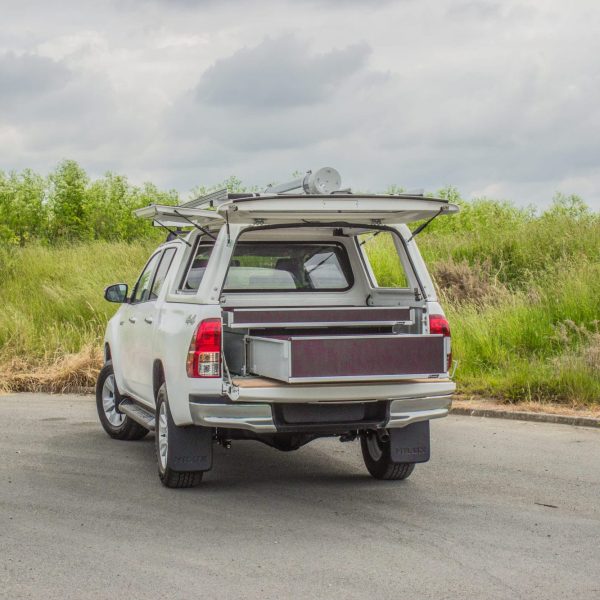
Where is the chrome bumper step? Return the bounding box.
[119,398,156,431]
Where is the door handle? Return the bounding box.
[144,317,153,324]
[128,317,137,324]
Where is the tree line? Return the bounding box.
[0,160,594,247]
[0,160,179,246]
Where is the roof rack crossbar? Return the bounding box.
[180,188,229,209]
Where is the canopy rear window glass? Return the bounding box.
[224,242,353,292]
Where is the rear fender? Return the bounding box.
[156,303,223,425]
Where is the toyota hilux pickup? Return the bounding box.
[97,168,458,488]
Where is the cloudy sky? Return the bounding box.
[1,0,599,207]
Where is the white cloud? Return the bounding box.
[0,52,71,106]
[0,0,598,208]
[194,37,370,109]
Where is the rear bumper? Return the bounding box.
[232,378,455,404]
[189,384,453,434]
[189,402,277,432]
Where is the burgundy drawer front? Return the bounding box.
[290,336,445,378]
[229,307,411,325]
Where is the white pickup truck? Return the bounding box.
[97,168,458,488]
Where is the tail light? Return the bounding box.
[429,314,452,373]
[186,318,221,378]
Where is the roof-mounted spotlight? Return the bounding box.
[264,167,342,195]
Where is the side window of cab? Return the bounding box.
[149,248,177,300]
[130,252,161,304]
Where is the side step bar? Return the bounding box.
[119,398,156,431]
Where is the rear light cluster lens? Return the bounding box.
[186,318,222,378]
[429,314,451,337]
[429,314,452,373]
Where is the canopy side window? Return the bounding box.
[356,231,413,290]
[179,238,216,292]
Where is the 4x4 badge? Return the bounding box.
[185,314,196,325]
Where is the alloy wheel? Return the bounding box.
[158,401,169,471]
[102,374,125,427]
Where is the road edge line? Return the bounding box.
[450,406,600,428]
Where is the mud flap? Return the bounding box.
[389,421,430,463]
[166,404,213,472]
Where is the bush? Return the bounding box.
[0,160,179,246]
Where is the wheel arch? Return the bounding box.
[153,359,165,403]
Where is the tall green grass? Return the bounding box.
[407,194,600,404]
[0,241,156,361]
[0,195,598,404]
[445,261,600,404]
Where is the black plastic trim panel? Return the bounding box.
[272,401,389,433]
[189,394,232,405]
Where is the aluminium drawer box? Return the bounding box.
[245,334,447,383]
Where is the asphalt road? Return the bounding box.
[1,394,599,600]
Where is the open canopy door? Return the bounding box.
[217,194,459,225]
[134,204,224,228]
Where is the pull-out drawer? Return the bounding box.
[224,306,413,328]
[245,334,447,383]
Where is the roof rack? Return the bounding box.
[180,188,229,209]
[136,167,439,231]
[180,167,347,210]
[180,188,261,210]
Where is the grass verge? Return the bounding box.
[0,195,599,405]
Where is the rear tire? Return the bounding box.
[96,363,148,441]
[155,383,203,489]
[360,430,415,480]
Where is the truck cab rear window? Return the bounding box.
[223,242,353,292]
